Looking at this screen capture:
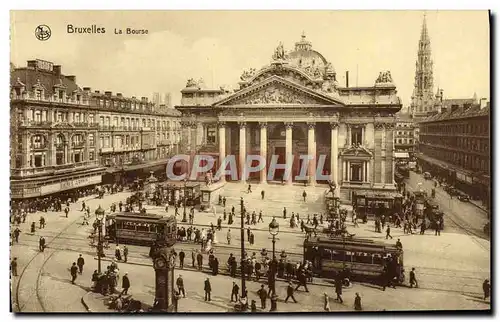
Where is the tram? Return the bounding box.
[303,237,405,284]
[352,192,403,221]
[106,212,177,246]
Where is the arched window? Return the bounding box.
[72,134,84,148]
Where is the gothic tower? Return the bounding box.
[411,14,435,118]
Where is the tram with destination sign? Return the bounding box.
[106,212,177,246]
[303,237,405,284]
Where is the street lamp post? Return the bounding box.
[182,179,187,222]
[95,205,105,274]
[268,217,279,296]
[240,197,246,299]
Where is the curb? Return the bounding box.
[81,293,92,312]
[468,201,488,214]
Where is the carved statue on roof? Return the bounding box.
[240,68,257,81]
[272,42,286,61]
[186,78,198,88]
[375,71,393,84]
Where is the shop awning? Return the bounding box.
[394,152,409,159]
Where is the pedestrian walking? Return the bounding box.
[283,207,287,219]
[191,249,196,268]
[70,262,78,284]
[179,250,185,269]
[285,282,298,303]
[197,252,203,271]
[257,284,268,309]
[10,257,18,277]
[335,278,343,303]
[258,211,263,223]
[13,228,20,243]
[115,244,122,261]
[39,236,46,252]
[385,225,393,239]
[261,190,265,200]
[230,282,239,302]
[435,222,441,236]
[176,274,186,297]
[123,246,129,263]
[204,278,211,301]
[39,216,45,229]
[323,292,330,311]
[354,293,362,311]
[227,229,232,245]
[483,279,490,300]
[247,184,252,193]
[77,254,85,274]
[409,267,418,288]
[121,273,130,295]
[302,190,307,202]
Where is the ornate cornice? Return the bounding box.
[238,122,247,129]
[307,122,316,129]
[284,122,294,130]
[259,122,268,129]
[374,122,385,130]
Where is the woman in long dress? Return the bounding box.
[212,231,218,244]
[205,239,212,253]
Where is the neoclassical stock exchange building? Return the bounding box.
[176,35,402,200]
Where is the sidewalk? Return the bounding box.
[80,261,490,312]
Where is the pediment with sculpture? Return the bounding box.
[340,144,373,158]
[215,76,343,106]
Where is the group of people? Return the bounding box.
[90,260,130,297]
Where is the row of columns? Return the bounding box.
[217,122,340,192]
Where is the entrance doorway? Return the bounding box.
[273,146,286,181]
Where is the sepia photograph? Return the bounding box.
[8,9,491,313]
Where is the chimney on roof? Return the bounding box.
[480,98,488,109]
[116,93,123,98]
[83,87,91,92]
[132,96,136,100]
[53,65,62,75]
[66,75,76,83]
[141,97,148,102]
[105,91,112,96]
[159,104,166,109]
[95,90,100,94]
[345,71,349,88]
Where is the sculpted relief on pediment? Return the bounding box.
[230,85,325,105]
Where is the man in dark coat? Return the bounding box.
[231,282,239,302]
[39,236,46,252]
[179,250,185,269]
[302,190,307,202]
[77,254,85,274]
[212,257,219,276]
[13,228,20,243]
[257,284,268,309]
[197,252,203,271]
[70,262,78,284]
[261,190,265,200]
[284,282,298,303]
[204,278,211,301]
[283,207,287,219]
[483,279,490,300]
[334,277,343,303]
[295,269,309,292]
[176,274,186,298]
[121,273,130,295]
[409,267,418,288]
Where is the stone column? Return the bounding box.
[307,122,316,186]
[259,122,268,184]
[218,122,226,182]
[285,122,293,185]
[84,133,90,162]
[381,123,386,184]
[330,122,339,196]
[239,122,247,183]
[196,122,204,146]
[347,161,351,181]
[23,133,30,167]
[367,161,370,183]
[226,124,232,156]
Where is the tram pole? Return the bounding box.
[240,197,246,299]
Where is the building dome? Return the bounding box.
[286,33,333,79]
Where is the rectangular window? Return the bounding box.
[349,163,363,182]
[89,151,95,161]
[34,154,43,167]
[351,127,363,145]
[207,126,217,144]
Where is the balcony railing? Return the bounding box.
[11,93,90,106]
[18,120,99,129]
[11,160,100,177]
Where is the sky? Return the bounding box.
[10,10,490,107]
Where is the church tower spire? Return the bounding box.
[411,13,435,118]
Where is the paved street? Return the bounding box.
[10,182,491,312]
[406,171,489,238]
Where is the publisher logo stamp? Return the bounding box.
[35,25,51,41]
